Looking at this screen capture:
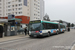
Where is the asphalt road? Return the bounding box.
[0,29,75,50]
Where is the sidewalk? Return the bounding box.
[0,34,29,42]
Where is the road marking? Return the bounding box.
[71,44,75,50]
[0,38,29,45]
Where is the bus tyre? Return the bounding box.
[62,31,64,33]
[56,31,59,35]
[47,33,50,37]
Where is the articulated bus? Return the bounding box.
[28,20,66,37]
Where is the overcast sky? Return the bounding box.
[44,0,75,23]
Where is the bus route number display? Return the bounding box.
[30,20,41,23]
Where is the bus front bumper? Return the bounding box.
[29,33,43,37]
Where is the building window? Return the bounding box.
[8,2,11,4]
[19,12,22,14]
[12,1,14,2]
[8,13,11,15]
[18,0,21,2]
[8,6,10,8]
[15,4,17,7]
[18,8,22,10]
[16,0,17,1]
[12,5,14,7]
[19,4,22,6]
[34,14,35,16]
[16,12,17,14]
[8,9,11,11]
[16,8,17,10]
[13,9,14,11]
[27,9,29,11]
[24,0,27,6]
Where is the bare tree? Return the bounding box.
[59,20,63,23]
[43,14,50,21]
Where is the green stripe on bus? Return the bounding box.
[41,21,58,24]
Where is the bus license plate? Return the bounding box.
[34,35,37,37]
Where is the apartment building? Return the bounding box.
[0,0,4,17]
[40,0,44,20]
[0,0,44,23]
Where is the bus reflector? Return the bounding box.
[36,31,39,33]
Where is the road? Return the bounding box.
[0,29,75,50]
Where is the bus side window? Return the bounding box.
[43,23,47,29]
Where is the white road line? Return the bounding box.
[0,38,26,45]
[71,44,75,50]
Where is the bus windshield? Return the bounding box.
[29,23,41,31]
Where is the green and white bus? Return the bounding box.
[28,20,66,37]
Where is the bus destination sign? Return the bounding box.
[29,20,41,23]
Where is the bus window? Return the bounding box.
[54,24,58,29]
[29,23,41,31]
[42,23,58,29]
[42,23,47,29]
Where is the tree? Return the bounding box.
[43,14,50,21]
[71,23,74,27]
[59,20,63,23]
[67,23,70,27]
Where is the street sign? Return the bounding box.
[8,15,15,20]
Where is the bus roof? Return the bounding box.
[41,20,59,24]
[29,20,63,25]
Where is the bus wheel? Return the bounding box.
[62,31,64,33]
[56,31,59,35]
[47,33,50,37]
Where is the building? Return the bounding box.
[0,0,44,27]
[30,0,44,21]
[40,0,44,20]
[30,0,40,21]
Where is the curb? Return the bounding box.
[0,35,29,43]
[0,37,25,43]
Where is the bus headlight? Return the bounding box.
[40,33,43,35]
[29,31,31,35]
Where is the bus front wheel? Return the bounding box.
[56,31,59,35]
[47,32,51,37]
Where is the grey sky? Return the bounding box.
[44,0,75,23]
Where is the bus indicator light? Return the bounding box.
[36,31,39,33]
